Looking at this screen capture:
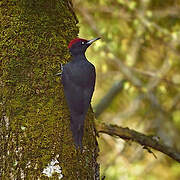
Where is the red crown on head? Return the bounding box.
[68,38,87,49]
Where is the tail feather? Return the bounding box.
[70,114,85,149]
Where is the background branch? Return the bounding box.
[97,123,180,163]
[94,79,126,118]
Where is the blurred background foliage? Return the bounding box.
[73,0,180,179]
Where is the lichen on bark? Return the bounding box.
[0,0,99,179]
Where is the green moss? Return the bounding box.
[0,0,98,179]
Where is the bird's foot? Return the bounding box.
[56,72,62,76]
[56,64,64,76]
[61,63,63,71]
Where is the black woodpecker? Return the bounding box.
[57,37,100,149]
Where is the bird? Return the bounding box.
[57,37,100,149]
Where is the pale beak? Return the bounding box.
[86,37,101,45]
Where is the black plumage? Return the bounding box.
[60,37,100,149]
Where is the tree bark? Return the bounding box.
[0,0,99,179]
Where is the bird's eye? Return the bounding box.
[81,41,85,45]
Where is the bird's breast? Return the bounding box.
[68,62,95,88]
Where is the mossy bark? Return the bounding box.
[0,0,99,179]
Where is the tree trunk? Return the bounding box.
[0,0,99,179]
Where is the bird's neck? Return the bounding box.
[72,53,87,61]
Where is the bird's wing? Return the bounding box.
[62,63,95,115]
[62,65,84,114]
